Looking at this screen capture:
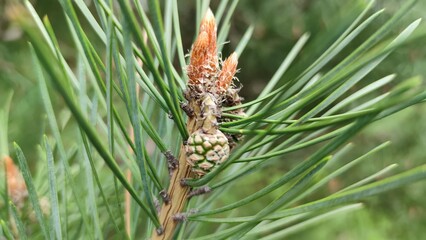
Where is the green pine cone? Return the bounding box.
[186,128,230,176]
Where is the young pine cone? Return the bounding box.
[185,129,230,177]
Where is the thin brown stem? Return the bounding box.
[153,105,200,239]
[154,147,195,239]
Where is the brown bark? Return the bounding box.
[153,148,194,239]
[153,107,200,240]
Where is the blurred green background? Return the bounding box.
[1,0,425,239]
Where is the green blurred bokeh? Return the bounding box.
[1,0,426,239]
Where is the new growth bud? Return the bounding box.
[218,52,238,93]
[199,8,217,53]
[187,8,218,87]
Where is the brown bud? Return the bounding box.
[217,52,238,93]
[199,8,217,57]
[187,8,218,87]
[188,32,209,85]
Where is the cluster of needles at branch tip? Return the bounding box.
[184,8,245,177]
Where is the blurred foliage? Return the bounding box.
[0,0,425,239]
[228,1,426,238]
